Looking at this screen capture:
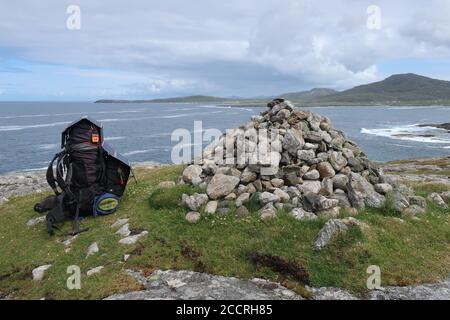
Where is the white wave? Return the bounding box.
[20,166,48,172]
[159,113,190,119]
[361,124,450,144]
[39,143,58,150]
[0,121,71,131]
[197,105,235,110]
[1,109,223,132]
[143,132,172,138]
[388,106,433,110]
[105,136,126,141]
[165,108,200,112]
[388,106,450,111]
[99,111,223,123]
[0,111,225,126]
[99,115,182,122]
[390,143,415,148]
[123,146,171,156]
[123,149,154,156]
[0,109,147,120]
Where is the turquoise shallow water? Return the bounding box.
[0,102,449,173]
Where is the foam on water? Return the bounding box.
[1,102,450,174]
[0,109,146,120]
[0,121,72,131]
[104,136,126,141]
[123,148,170,156]
[38,143,58,150]
[361,124,450,144]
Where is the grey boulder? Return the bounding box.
[207,174,240,200]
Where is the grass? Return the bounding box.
[0,165,449,299]
[407,182,450,198]
[387,158,450,167]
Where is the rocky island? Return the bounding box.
[419,123,450,132]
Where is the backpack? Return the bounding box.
[34,117,133,236]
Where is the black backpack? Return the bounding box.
[34,117,133,235]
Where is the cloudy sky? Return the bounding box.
[1,0,450,100]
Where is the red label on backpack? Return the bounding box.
[92,134,100,143]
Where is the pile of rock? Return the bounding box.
[179,99,427,221]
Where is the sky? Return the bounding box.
[1,0,450,101]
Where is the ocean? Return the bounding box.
[0,102,449,174]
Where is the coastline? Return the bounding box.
[94,100,450,108]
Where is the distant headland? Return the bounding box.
[95,73,450,107]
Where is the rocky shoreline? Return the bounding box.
[382,157,450,185]
[418,122,450,132]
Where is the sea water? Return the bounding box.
[0,102,449,174]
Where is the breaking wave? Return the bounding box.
[38,143,58,150]
[0,121,71,131]
[104,136,126,141]
[0,109,147,120]
[361,124,450,144]
[123,147,170,156]
[20,166,48,172]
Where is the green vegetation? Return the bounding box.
[314,73,450,105]
[0,165,449,299]
[276,88,338,101]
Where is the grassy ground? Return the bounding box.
[385,158,450,175]
[0,165,449,300]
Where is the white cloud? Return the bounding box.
[0,0,450,98]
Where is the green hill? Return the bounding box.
[95,95,228,104]
[315,73,450,105]
[277,88,338,101]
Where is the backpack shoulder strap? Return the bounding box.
[46,152,63,195]
[55,153,75,203]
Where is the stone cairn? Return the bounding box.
[179,99,429,224]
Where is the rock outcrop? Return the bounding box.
[0,171,49,203]
[106,269,450,300]
[105,269,302,300]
